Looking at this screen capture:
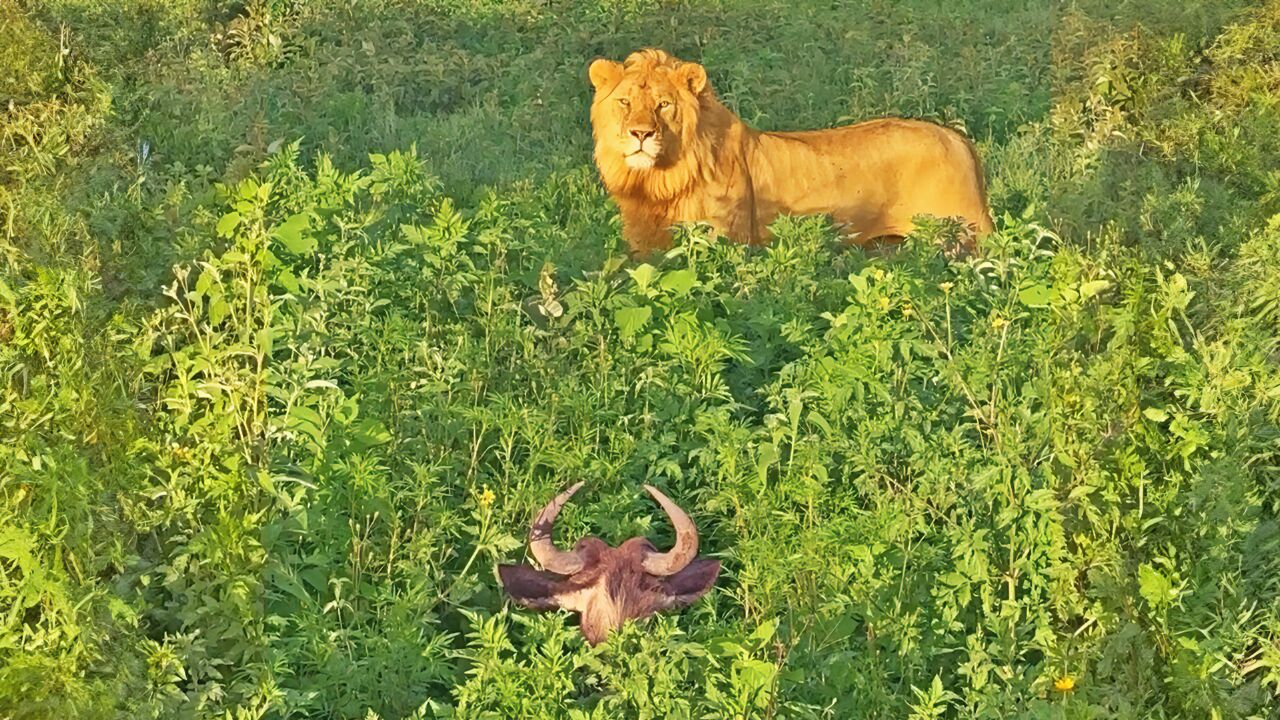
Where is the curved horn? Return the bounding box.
[640,484,699,576]
[529,482,585,575]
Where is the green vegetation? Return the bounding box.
[3,0,1279,716]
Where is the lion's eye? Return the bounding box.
[617,98,630,108]
[657,100,672,110]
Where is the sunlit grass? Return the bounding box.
[2,0,1279,717]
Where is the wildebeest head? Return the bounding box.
[497,483,720,645]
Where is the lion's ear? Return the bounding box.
[676,62,708,95]
[589,59,624,91]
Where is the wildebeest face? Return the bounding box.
[497,483,720,645]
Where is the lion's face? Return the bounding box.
[589,51,708,172]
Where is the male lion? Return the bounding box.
[588,49,994,256]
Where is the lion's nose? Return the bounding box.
[629,127,656,142]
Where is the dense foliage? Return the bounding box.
[2,0,1279,717]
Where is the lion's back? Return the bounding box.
[755,117,992,239]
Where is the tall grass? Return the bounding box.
[2,0,1278,717]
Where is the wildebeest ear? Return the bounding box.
[498,564,572,611]
[657,558,720,608]
[588,58,623,91]
[675,62,708,95]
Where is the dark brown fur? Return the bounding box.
[498,487,719,645]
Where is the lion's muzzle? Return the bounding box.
[623,127,662,169]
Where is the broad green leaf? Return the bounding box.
[848,271,868,295]
[749,618,779,645]
[348,418,392,452]
[736,658,778,693]
[628,263,658,293]
[1142,407,1169,422]
[273,213,314,254]
[1018,283,1052,307]
[287,405,326,450]
[256,326,274,356]
[208,297,229,326]
[275,267,301,294]
[1138,564,1173,608]
[1080,279,1111,299]
[216,211,241,237]
[659,269,697,295]
[614,305,652,337]
[195,269,214,295]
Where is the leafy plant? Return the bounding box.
[2,0,1279,717]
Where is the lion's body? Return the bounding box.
[589,50,993,255]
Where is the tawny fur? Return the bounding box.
[589,49,994,256]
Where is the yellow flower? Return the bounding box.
[478,485,496,509]
[878,296,891,311]
[872,268,887,282]
[939,282,954,294]
[1053,676,1076,692]
[902,305,914,318]
[991,314,1008,331]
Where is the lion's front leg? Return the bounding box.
[619,206,673,258]
[711,193,767,246]
[711,212,756,246]
[713,165,764,245]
